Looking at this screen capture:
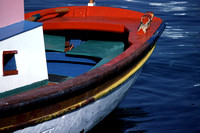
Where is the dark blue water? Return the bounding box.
[25,0,200,132]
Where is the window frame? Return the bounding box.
[3,50,18,76]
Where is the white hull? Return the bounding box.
[15,69,141,133]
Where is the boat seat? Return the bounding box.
[44,34,66,52]
[66,40,124,69]
[43,21,125,34]
[44,34,85,52]
[45,40,124,77]
[46,52,97,77]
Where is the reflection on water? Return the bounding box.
[88,0,200,132]
[89,107,149,133]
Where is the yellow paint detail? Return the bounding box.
[36,45,156,123]
[29,45,156,125]
[0,45,156,131]
[34,99,89,123]
[0,99,91,131]
[94,45,156,100]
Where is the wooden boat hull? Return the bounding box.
[0,6,165,132]
[15,69,141,133]
[15,43,155,133]
[1,43,156,132]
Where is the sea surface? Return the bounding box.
[25,0,200,132]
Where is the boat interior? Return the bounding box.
[44,30,129,83]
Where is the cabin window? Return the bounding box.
[3,50,18,76]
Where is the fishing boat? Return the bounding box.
[0,0,165,132]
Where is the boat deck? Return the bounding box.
[45,36,125,83]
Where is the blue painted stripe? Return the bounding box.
[46,52,97,77]
[70,39,83,47]
[0,20,43,41]
[148,21,166,46]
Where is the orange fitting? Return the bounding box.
[89,0,95,3]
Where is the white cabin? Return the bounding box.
[0,21,48,97]
[0,0,48,98]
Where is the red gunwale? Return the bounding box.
[0,5,164,109]
[0,6,164,131]
[25,6,162,66]
[1,5,164,110]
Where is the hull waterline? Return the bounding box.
[14,44,156,133]
[0,4,165,132]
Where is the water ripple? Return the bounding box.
[149,1,188,12]
[163,27,185,39]
[194,84,200,87]
[124,0,142,3]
